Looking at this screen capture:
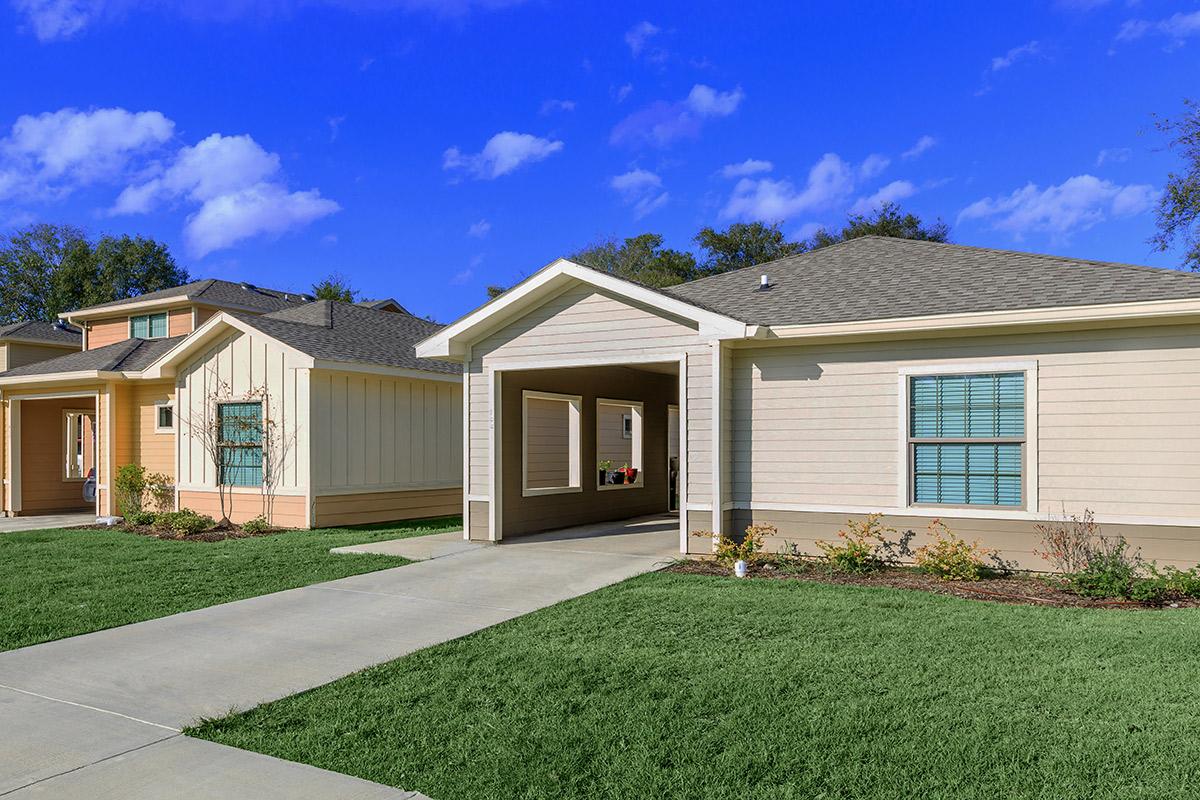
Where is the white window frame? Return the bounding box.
[129,311,169,340]
[62,409,94,482]
[596,398,644,492]
[154,401,175,434]
[897,360,1038,515]
[521,390,582,497]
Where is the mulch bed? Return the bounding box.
[668,557,1200,610]
[81,523,287,542]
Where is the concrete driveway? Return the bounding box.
[0,515,679,799]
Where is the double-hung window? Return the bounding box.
[909,372,1024,507]
[130,312,168,339]
[218,402,263,487]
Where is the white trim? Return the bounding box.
[481,351,695,372]
[896,359,1038,515]
[521,389,583,498]
[153,400,175,434]
[711,339,722,545]
[667,403,680,513]
[685,502,713,512]
[467,493,489,502]
[677,354,688,552]
[0,388,102,401]
[140,312,315,379]
[9,399,20,515]
[462,349,471,541]
[0,372,122,388]
[129,311,169,341]
[489,368,501,541]
[176,485,306,496]
[415,258,748,359]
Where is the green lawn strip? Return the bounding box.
[192,573,1200,800]
[0,516,460,652]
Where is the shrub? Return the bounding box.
[125,510,157,526]
[913,519,992,582]
[114,464,148,515]
[1034,509,1104,574]
[697,523,777,567]
[242,515,270,534]
[815,513,914,574]
[1067,537,1145,599]
[155,509,215,536]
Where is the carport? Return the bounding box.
[4,392,98,517]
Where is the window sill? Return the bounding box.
[597,482,644,491]
[154,428,174,435]
[908,503,1025,513]
[522,485,582,498]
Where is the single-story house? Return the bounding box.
[0,279,461,526]
[417,235,1200,568]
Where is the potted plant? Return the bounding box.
[598,460,613,485]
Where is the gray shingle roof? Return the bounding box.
[662,236,1200,326]
[0,336,183,377]
[0,320,81,345]
[237,301,457,374]
[70,279,314,315]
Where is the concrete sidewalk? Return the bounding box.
[0,515,679,798]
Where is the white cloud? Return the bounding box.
[184,183,338,258]
[850,180,917,215]
[613,83,633,103]
[858,153,889,180]
[610,84,743,148]
[609,168,668,219]
[902,135,937,159]
[720,159,773,179]
[451,268,473,285]
[327,115,345,142]
[990,40,1041,72]
[1096,147,1132,166]
[12,0,90,40]
[539,98,575,115]
[624,20,659,55]
[467,219,491,238]
[1116,10,1200,47]
[443,131,563,179]
[721,153,854,222]
[110,131,337,257]
[0,106,172,199]
[958,174,1158,237]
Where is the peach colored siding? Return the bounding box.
[178,490,307,528]
[87,318,129,349]
[130,382,175,479]
[168,307,193,336]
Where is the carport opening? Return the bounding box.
[11,396,98,516]
[500,361,680,541]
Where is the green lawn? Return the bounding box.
[0,516,460,652]
[193,572,1200,800]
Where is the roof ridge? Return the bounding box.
[664,235,868,293]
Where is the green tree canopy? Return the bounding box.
[0,223,188,323]
[1151,99,1200,270]
[311,273,359,303]
[802,202,950,251]
[570,233,698,288]
[695,221,802,275]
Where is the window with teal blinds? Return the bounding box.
[218,402,263,486]
[909,373,1024,507]
[130,312,168,339]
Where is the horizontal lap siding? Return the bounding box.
[87,318,128,349]
[6,343,76,369]
[733,322,1200,521]
[312,487,460,528]
[524,397,571,488]
[178,490,307,528]
[468,285,712,534]
[130,382,174,479]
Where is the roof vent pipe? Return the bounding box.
[757,274,771,291]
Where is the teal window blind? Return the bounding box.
[909,373,1024,507]
[218,402,263,487]
[131,312,168,339]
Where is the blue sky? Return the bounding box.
[0,0,1197,321]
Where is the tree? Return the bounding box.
[1151,99,1200,270]
[0,223,188,323]
[570,233,698,288]
[695,221,802,275]
[802,202,950,251]
[486,285,508,300]
[312,273,359,302]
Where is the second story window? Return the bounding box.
[131,312,168,339]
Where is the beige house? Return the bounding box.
[417,236,1200,568]
[0,280,461,527]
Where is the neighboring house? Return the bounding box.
[417,236,1200,568]
[0,280,461,526]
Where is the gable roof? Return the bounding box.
[357,298,410,314]
[232,300,458,374]
[63,279,315,318]
[0,320,81,346]
[664,236,1200,327]
[0,336,183,378]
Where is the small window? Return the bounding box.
[522,391,582,496]
[217,401,263,487]
[597,399,643,490]
[909,372,1025,507]
[131,312,168,339]
[155,404,174,433]
[63,410,95,480]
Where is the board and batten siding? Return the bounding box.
[309,369,461,493]
[728,322,1200,566]
[466,283,713,539]
[175,330,309,495]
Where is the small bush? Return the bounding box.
[241,515,270,534]
[1067,537,1145,598]
[155,508,215,536]
[696,523,777,567]
[815,513,915,574]
[914,519,992,582]
[1034,509,1104,574]
[114,464,148,515]
[125,510,157,526]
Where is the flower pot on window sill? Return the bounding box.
[624,468,638,484]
